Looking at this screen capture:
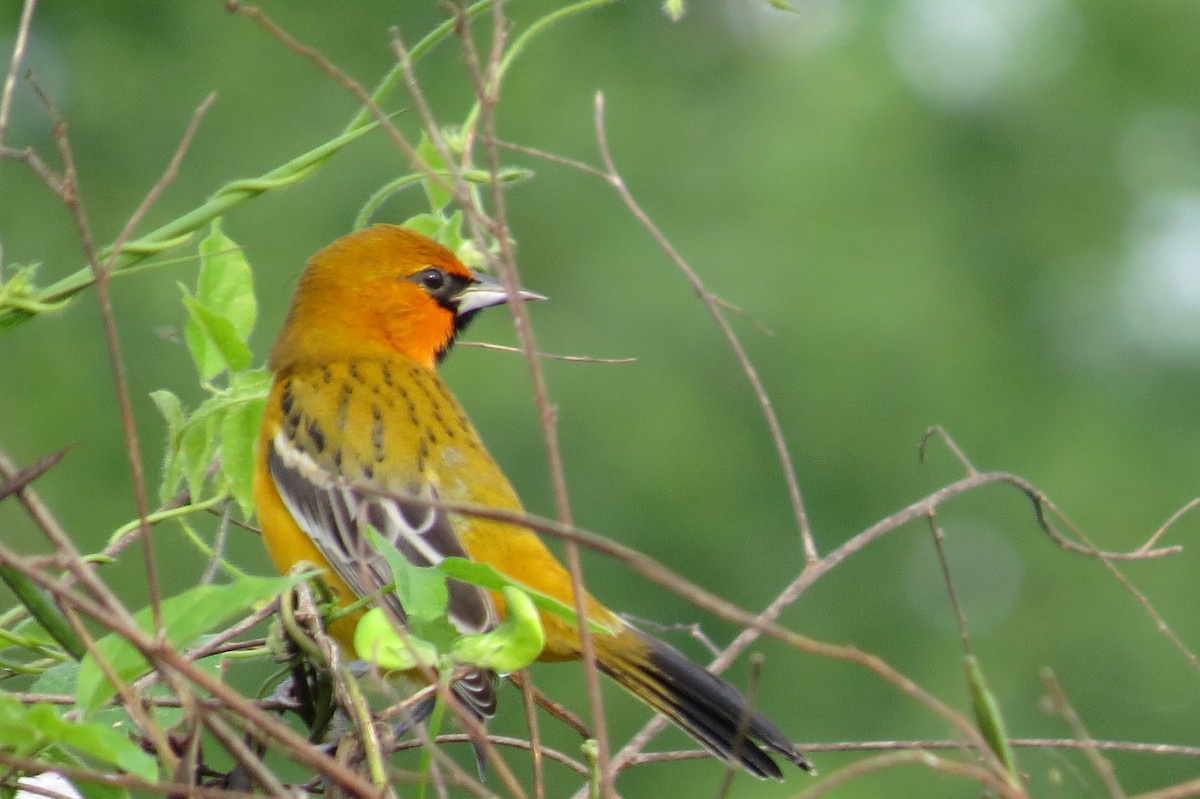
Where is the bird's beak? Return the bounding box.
[456,272,547,316]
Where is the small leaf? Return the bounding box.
[220,397,265,517]
[149,390,184,431]
[353,608,440,672]
[180,409,219,501]
[37,710,158,782]
[450,587,544,673]
[180,284,217,380]
[966,654,1018,777]
[461,167,535,186]
[230,367,272,396]
[438,209,466,257]
[183,295,252,377]
[197,221,256,341]
[365,527,448,624]
[415,133,451,212]
[76,575,294,715]
[437,558,612,634]
[150,390,187,503]
[29,660,79,696]
[401,213,441,239]
[0,696,156,782]
[181,222,256,380]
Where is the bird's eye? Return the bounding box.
[413,267,447,293]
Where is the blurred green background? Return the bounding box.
[3,0,1200,795]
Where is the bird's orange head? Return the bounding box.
[269,225,541,371]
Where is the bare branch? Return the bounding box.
[0,0,37,147]
[591,90,818,568]
[460,340,636,364]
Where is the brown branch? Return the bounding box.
[0,536,380,797]
[790,751,1024,799]
[0,0,37,146]
[0,751,266,799]
[591,91,817,569]
[390,733,589,777]
[88,93,214,663]
[459,340,636,364]
[454,3,616,795]
[0,445,71,502]
[1129,779,1200,799]
[103,92,215,279]
[1041,669,1125,798]
[362,483,1005,776]
[1136,496,1200,555]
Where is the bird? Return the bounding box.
[252,224,812,779]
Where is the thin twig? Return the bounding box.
[0,445,71,502]
[91,94,214,661]
[1136,496,1200,554]
[458,3,615,795]
[365,483,1004,775]
[0,0,36,149]
[0,534,381,797]
[920,424,980,474]
[714,654,764,799]
[515,671,547,799]
[1041,669,1125,798]
[390,733,589,777]
[103,92,215,279]
[202,709,293,798]
[459,340,636,364]
[0,751,267,799]
[927,512,972,654]
[591,91,817,567]
[1128,779,1200,799]
[790,751,1023,799]
[506,672,593,739]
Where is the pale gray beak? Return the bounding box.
[456,272,547,316]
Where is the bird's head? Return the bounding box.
[270,225,543,370]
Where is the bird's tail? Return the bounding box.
[593,628,812,779]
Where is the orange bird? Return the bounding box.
[253,225,811,778]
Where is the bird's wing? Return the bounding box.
[266,428,498,715]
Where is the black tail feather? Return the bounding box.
[597,629,813,779]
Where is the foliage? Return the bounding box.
[3,1,1200,798]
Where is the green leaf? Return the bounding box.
[460,167,535,186]
[230,366,272,396]
[149,390,184,431]
[365,527,448,624]
[196,222,256,341]
[29,660,80,696]
[439,209,466,258]
[0,564,86,660]
[180,408,219,501]
[183,294,252,379]
[401,213,441,239]
[450,587,544,673]
[437,558,613,634]
[76,575,294,715]
[150,390,187,503]
[180,284,215,380]
[220,397,265,517]
[966,654,1018,777]
[0,694,156,782]
[353,608,440,672]
[35,708,157,782]
[415,133,451,212]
